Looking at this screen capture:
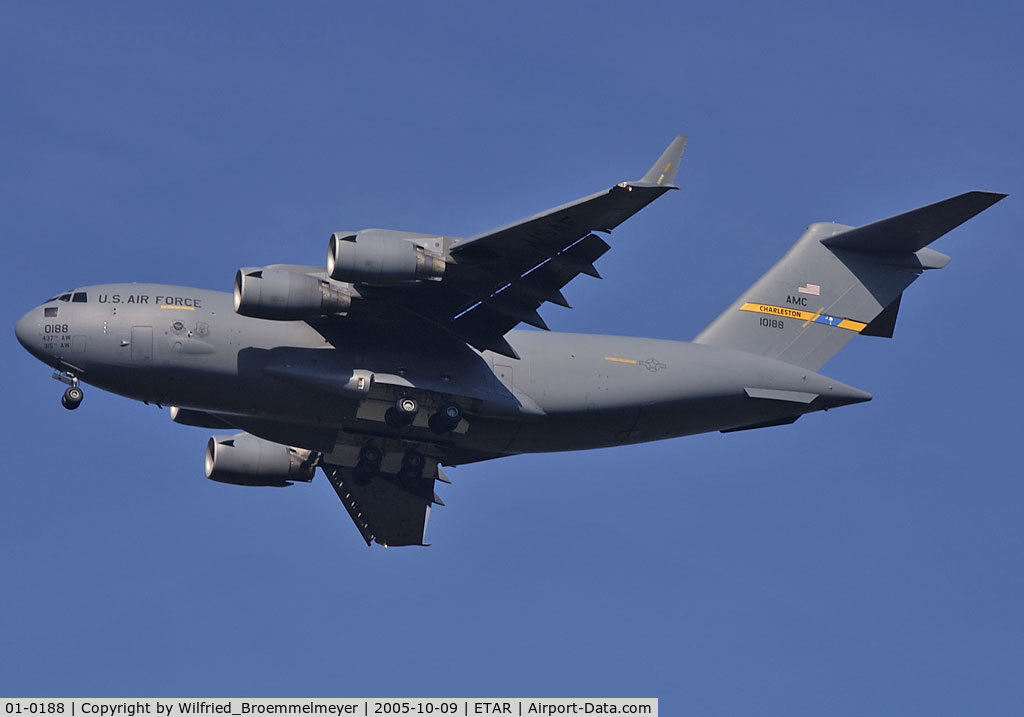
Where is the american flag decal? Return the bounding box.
[798,282,821,296]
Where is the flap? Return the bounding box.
[451,233,612,354]
[324,466,435,547]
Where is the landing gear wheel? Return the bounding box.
[429,402,463,433]
[351,464,374,486]
[385,397,419,428]
[61,386,83,410]
[359,444,383,466]
[401,450,425,473]
[441,402,462,422]
[354,445,382,483]
[397,451,426,488]
[397,396,419,416]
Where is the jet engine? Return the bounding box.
[204,433,316,487]
[327,230,445,284]
[170,406,232,429]
[234,266,351,320]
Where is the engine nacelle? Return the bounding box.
[327,230,446,284]
[170,406,232,429]
[204,433,316,487]
[234,266,351,320]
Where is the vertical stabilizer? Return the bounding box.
[694,192,1005,370]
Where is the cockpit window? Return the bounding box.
[72,292,87,303]
[58,294,72,302]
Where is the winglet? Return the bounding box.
[638,135,687,187]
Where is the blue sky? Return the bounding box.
[2,1,1022,711]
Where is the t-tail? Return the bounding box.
[694,191,1006,370]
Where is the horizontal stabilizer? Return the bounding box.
[822,191,1006,254]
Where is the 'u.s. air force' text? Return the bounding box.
[96,294,202,308]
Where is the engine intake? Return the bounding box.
[327,230,445,284]
[204,433,316,487]
[234,266,351,320]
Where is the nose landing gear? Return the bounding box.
[53,369,83,410]
[61,386,83,410]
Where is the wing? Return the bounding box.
[323,463,447,547]
[174,408,457,547]
[366,136,687,357]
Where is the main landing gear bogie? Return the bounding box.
[351,444,430,489]
[383,395,465,434]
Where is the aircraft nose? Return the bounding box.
[15,307,51,365]
[15,308,36,352]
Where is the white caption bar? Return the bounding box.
[0,700,657,717]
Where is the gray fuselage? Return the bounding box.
[15,282,870,465]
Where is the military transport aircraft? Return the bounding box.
[15,136,1005,546]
